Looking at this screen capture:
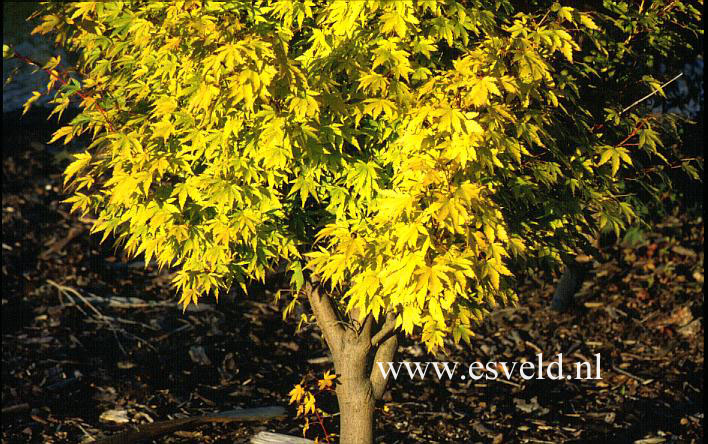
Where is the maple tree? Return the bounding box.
[6,1,701,442]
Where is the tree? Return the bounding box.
[6,1,701,442]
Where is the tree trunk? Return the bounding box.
[336,374,375,444]
[304,280,398,444]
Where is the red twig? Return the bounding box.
[313,408,331,444]
[616,119,647,148]
[10,49,117,133]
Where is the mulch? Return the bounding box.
[2,110,703,443]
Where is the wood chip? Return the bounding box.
[251,431,315,443]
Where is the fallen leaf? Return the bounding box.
[671,245,696,257]
[678,319,701,338]
[514,397,549,416]
[100,409,130,424]
[692,271,703,283]
[663,306,694,327]
[189,346,212,366]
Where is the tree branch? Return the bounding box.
[370,311,397,347]
[360,313,374,339]
[304,280,344,357]
[369,333,398,400]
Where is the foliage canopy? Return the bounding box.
[20,0,702,352]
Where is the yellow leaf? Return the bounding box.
[469,79,489,107]
[48,125,75,145]
[152,120,174,142]
[317,370,336,391]
[288,384,305,404]
[579,14,600,30]
[22,91,42,115]
[304,393,316,415]
[488,265,500,290]
[153,96,178,116]
[597,148,612,167]
[64,153,92,186]
[429,298,445,324]
[380,11,407,38]
[560,43,573,63]
[611,152,620,176]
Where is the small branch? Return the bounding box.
[313,409,331,444]
[616,120,644,147]
[537,9,551,27]
[612,365,652,385]
[621,72,683,115]
[1,403,30,415]
[10,49,117,133]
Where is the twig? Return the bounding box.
[47,279,127,356]
[10,50,118,133]
[496,378,523,389]
[2,403,30,414]
[155,323,193,342]
[537,9,552,27]
[313,409,331,444]
[39,225,85,260]
[612,365,652,385]
[75,423,95,442]
[82,293,174,309]
[524,340,543,354]
[83,315,159,331]
[47,279,88,316]
[621,72,683,114]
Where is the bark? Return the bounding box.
[336,347,376,444]
[370,313,398,400]
[304,281,399,444]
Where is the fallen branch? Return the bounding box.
[1,403,30,415]
[94,407,287,444]
[39,225,85,260]
[81,294,174,310]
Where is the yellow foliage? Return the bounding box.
[25,0,690,354]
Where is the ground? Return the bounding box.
[2,109,704,443]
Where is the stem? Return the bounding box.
[370,333,398,400]
[313,409,331,444]
[616,119,647,147]
[304,280,344,360]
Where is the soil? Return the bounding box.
[2,109,704,443]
